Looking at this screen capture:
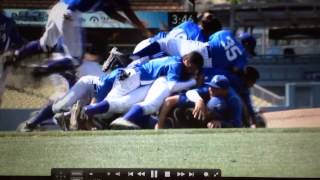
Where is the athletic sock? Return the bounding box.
[28,104,54,126]
[123,105,144,124]
[33,57,78,77]
[16,40,44,60]
[84,100,110,117]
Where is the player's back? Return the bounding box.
[137,56,182,81]
[208,30,247,71]
[167,21,206,42]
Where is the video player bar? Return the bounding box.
[52,168,221,180]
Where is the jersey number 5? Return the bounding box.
[221,36,242,61]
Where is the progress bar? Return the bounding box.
[52,168,221,180]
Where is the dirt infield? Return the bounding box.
[263,108,320,128]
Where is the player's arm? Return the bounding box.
[206,111,223,128]
[115,0,151,37]
[185,87,208,120]
[166,61,204,93]
[241,90,257,127]
[156,95,180,129]
[228,96,243,127]
[90,97,97,104]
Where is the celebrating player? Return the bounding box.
[102,11,222,71]
[157,75,243,129]
[53,51,203,130]
[0,11,24,105]
[2,0,150,77]
[16,44,106,132]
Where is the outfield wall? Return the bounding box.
[0,109,36,131]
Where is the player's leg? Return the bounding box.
[133,38,152,54]
[33,4,82,77]
[17,103,55,132]
[96,84,151,116]
[74,84,152,129]
[110,77,171,129]
[60,9,82,60]
[52,75,98,113]
[10,3,63,65]
[67,69,144,129]
[132,39,209,62]
[31,57,79,78]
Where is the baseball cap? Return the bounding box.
[205,75,230,89]
[239,32,257,56]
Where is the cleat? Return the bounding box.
[102,47,132,72]
[91,118,104,130]
[16,121,37,132]
[16,111,42,132]
[69,101,82,130]
[54,112,70,131]
[0,51,13,79]
[109,117,141,130]
[1,50,18,67]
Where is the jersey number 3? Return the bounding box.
[221,36,242,61]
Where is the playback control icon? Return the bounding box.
[52,168,221,179]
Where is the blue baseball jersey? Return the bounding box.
[63,0,104,12]
[149,31,168,43]
[0,13,23,53]
[201,69,255,120]
[208,30,247,71]
[95,56,185,102]
[136,56,183,82]
[151,21,207,43]
[172,21,207,42]
[191,85,243,127]
[177,85,211,108]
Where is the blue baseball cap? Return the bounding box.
[205,75,230,89]
[239,32,257,56]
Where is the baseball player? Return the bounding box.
[166,96,227,129]
[17,44,105,132]
[239,32,257,58]
[0,11,24,105]
[224,66,260,128]
[102,11,222,71]
[132,29,247,78]
[3,0,150,77]
[65,52,203,130]
[133,11,221,53]
[0,11,23,54]
[185,75,243,127]
[157,75,243,129]
[106,52,204,129]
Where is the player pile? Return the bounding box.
[1,6,264,132]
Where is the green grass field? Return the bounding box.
[0,128,320,177]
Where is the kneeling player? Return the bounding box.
[156,75,243,129]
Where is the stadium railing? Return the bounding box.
[252,84,285,106]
